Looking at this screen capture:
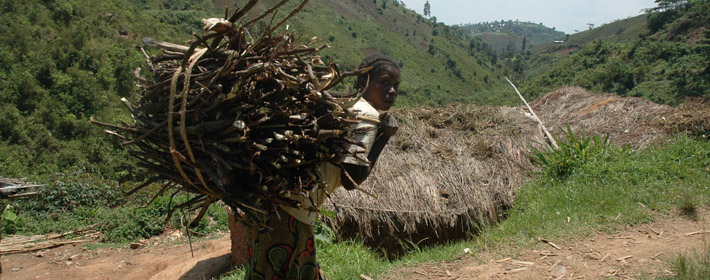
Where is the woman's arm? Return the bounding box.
[341,114,398,190]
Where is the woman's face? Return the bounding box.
[362,65,400,111]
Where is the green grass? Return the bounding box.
[212,135,710,279]
[484,135,709,245]
[653,245,710,280]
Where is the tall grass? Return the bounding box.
[655,245,710,280]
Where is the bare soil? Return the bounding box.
[2,230,234,280]
[385,210,710,280]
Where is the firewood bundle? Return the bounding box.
[93,0,370,223]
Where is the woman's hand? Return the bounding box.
[379,113,398,138]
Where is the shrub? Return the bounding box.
[17,170,123,214]
[532,126,610,179]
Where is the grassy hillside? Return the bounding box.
[521,0,710,104]
[253,0,513,106]
[460,21,566,54]
[0,0,167,180]
[534,14,648,55]
[515,15,648,83]
[566,15,647,45]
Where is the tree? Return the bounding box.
[650,0,688,12]
[423,1,431,18]
[504,41,516,58]
[521,37,527,51]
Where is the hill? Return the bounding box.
[533,14,648,56]
[0,0,515,180]
[253,0,512,106]
[564,15,647,46]
[521,0,710,104]
[459,21,566,54]
[516,15,648,83]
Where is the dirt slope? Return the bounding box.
[2,232,233,280]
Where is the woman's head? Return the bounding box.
[355,54,400,111]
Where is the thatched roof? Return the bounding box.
[327,87,708,253]
[328,104,546,251]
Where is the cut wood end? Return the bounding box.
[512,259,535,266]
[616,255,633,261]
[359,274,374,280]
[600,252,611,262]
[538,237,561,250]
[506,266,529,273]
[685,230,709,236]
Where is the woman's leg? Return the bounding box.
[245,208,323,280]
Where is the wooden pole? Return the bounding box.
[505,77,559,149]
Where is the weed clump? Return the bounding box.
[678,193,699,221]
[532,125,610,179]
[659,246,710,280]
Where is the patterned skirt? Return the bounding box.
[245,208,325,280]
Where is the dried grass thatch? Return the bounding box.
[531,87,672,148]
[327,105,547,252]
[533,87,710,147]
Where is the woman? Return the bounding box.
[245,54,401,280]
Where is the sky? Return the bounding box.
[399,0,657,34]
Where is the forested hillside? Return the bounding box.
[521,0,710,104]
[0,0,513,180]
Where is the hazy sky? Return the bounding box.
[399,0,656,34]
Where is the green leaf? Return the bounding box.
[319,207,335,218]
[314,233,333,244]
[3,207,18,222]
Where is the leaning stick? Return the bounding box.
[505,77,559,149]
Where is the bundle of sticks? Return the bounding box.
[92,0,370,224]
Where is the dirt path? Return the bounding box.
[386,211,709,280]
[2,231,234,280]
[3,212,708,280]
